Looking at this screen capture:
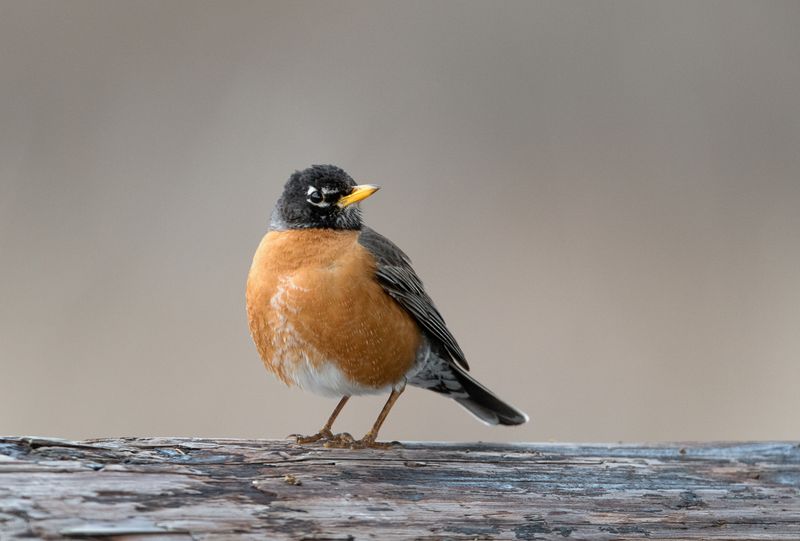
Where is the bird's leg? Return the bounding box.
[293,396,350,444]
[350,382,405,449]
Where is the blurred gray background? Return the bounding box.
[2,1,799,442]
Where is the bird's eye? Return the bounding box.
[307,190,323,204]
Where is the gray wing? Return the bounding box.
[358,226,528,426]
[358,226,469,371]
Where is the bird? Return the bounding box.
[246,165,528,448]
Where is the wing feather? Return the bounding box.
[358,226,469,371]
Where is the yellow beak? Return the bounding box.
[337,184,380,207]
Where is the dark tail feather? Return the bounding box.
[452,367,529,426]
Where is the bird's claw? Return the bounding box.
[290,429,360,447]
[290,428,333,445]
[323,433,400,449]
[321,432,356,448]
[289,431,399,449]
[348,437,398,450]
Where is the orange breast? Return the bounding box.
[246,229,421,393]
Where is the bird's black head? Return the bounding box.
[270,165,379,230]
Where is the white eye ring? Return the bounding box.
[306,187,329,207]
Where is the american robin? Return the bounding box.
[246,165,527,448]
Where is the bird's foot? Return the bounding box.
[295,431,399,449]
[321,432,356,448]
[290,428,333,445]
[347,434,399,450]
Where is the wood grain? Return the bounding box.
[1,437,798,539]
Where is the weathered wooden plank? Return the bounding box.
[1,437,798,540]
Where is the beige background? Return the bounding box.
[1,1,799,443]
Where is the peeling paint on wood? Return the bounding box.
[1,438,798,539]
